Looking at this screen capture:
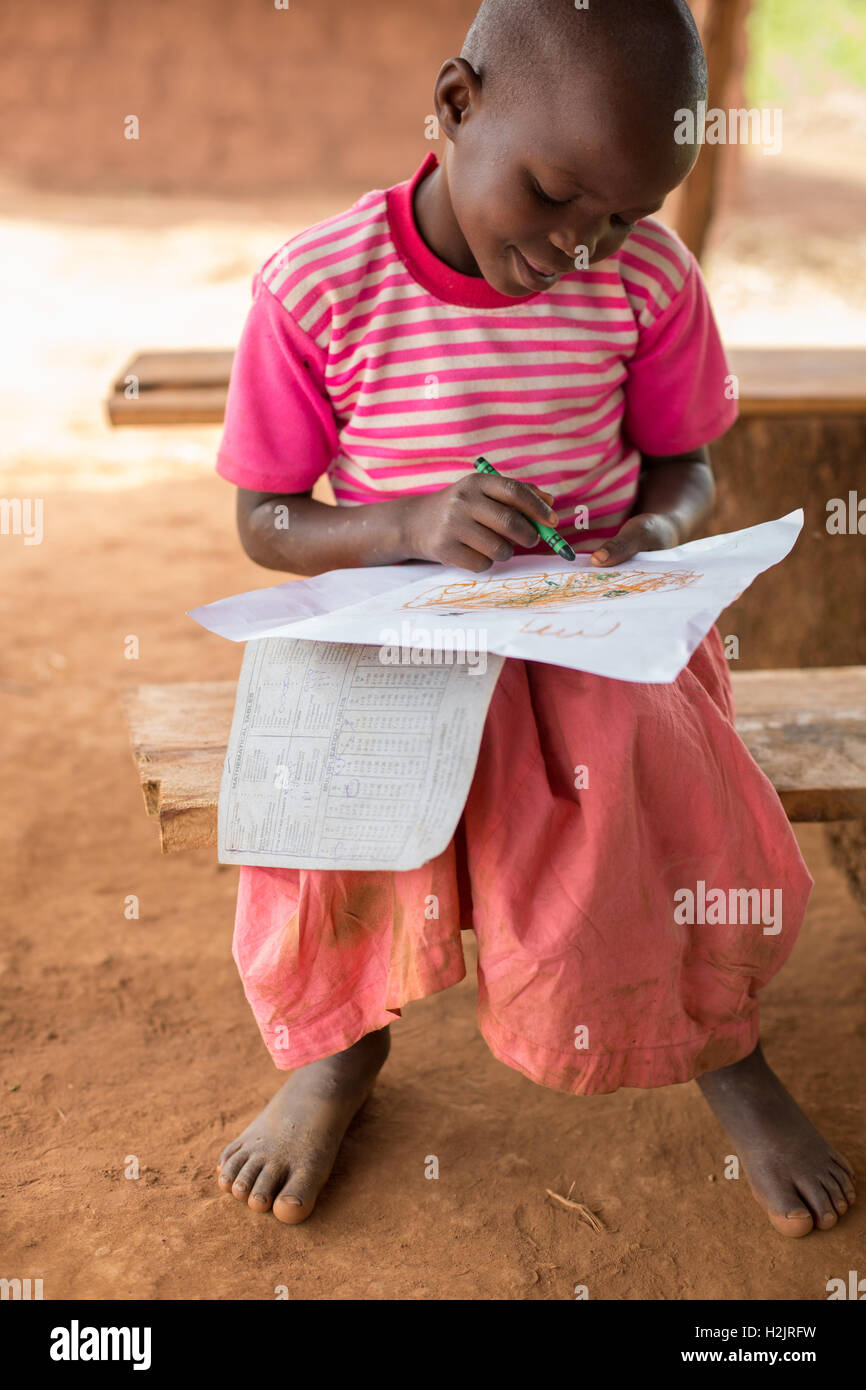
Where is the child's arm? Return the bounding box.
[236,475,559,577]
[590,447,715,566]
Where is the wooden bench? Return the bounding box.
[124,666,866,855]
[105,346,866,427]
[107,349,233,426]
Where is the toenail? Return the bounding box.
[283,1195,303,1205]
[234,1182,248,1193]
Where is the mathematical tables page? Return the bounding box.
[218,637,504,870]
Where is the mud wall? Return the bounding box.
[0,0,477,198]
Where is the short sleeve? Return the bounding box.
[216,273,338,492]
[623,254,738,456]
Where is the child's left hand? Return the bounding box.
[590,512,680,566]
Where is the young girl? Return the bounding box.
[214,0,854,1237]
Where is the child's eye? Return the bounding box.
[532,178,570,208]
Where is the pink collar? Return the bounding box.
[386,151,547,309]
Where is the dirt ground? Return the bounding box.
[2,89,865,1301]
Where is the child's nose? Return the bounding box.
[550,225,600,265]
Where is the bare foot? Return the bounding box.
[217,1026,390,1223]
[697,1041,856,1237]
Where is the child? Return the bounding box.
[214,0,854,1237]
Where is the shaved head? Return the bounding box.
[461,0,706,117]
[413,0,708,297]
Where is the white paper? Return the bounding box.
[218,636,504,870]
[191,511,804,685]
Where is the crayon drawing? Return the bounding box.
[402,568,703,614]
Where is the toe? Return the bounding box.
[748,1172,814,1238]
[231,1156,265,1201]
[796,1179,838,1231]
[217,1138,242,1171]
[217,1147,248,1190]
[766,1200,814,1239]
[273,1163,328,1225]
[248,1165,283,1213]
[830,1148,856,1181]
[273,1192,310,1224]
[821,1175,849,1218]
[830,1162,856,1205]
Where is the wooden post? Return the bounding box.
[668,0,751,260]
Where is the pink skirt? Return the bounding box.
[232,628,812,1095]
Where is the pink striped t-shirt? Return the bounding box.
[216,151,738,553]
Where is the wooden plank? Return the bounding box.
[123,667,866,853]
[727,348,866,417]
[111,349,234,393]
[107,349,234,425]
[732,667,866,822]
[106,346,866,425]
[123,682,234,852]
[106,386,228,426]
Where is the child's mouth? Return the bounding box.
[513,248,560,290]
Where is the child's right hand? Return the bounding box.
[401,473,559,571]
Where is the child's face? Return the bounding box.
[442,64,695,297]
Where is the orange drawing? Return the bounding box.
[402,569,702,613]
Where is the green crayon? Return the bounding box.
[473,455,576,561]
